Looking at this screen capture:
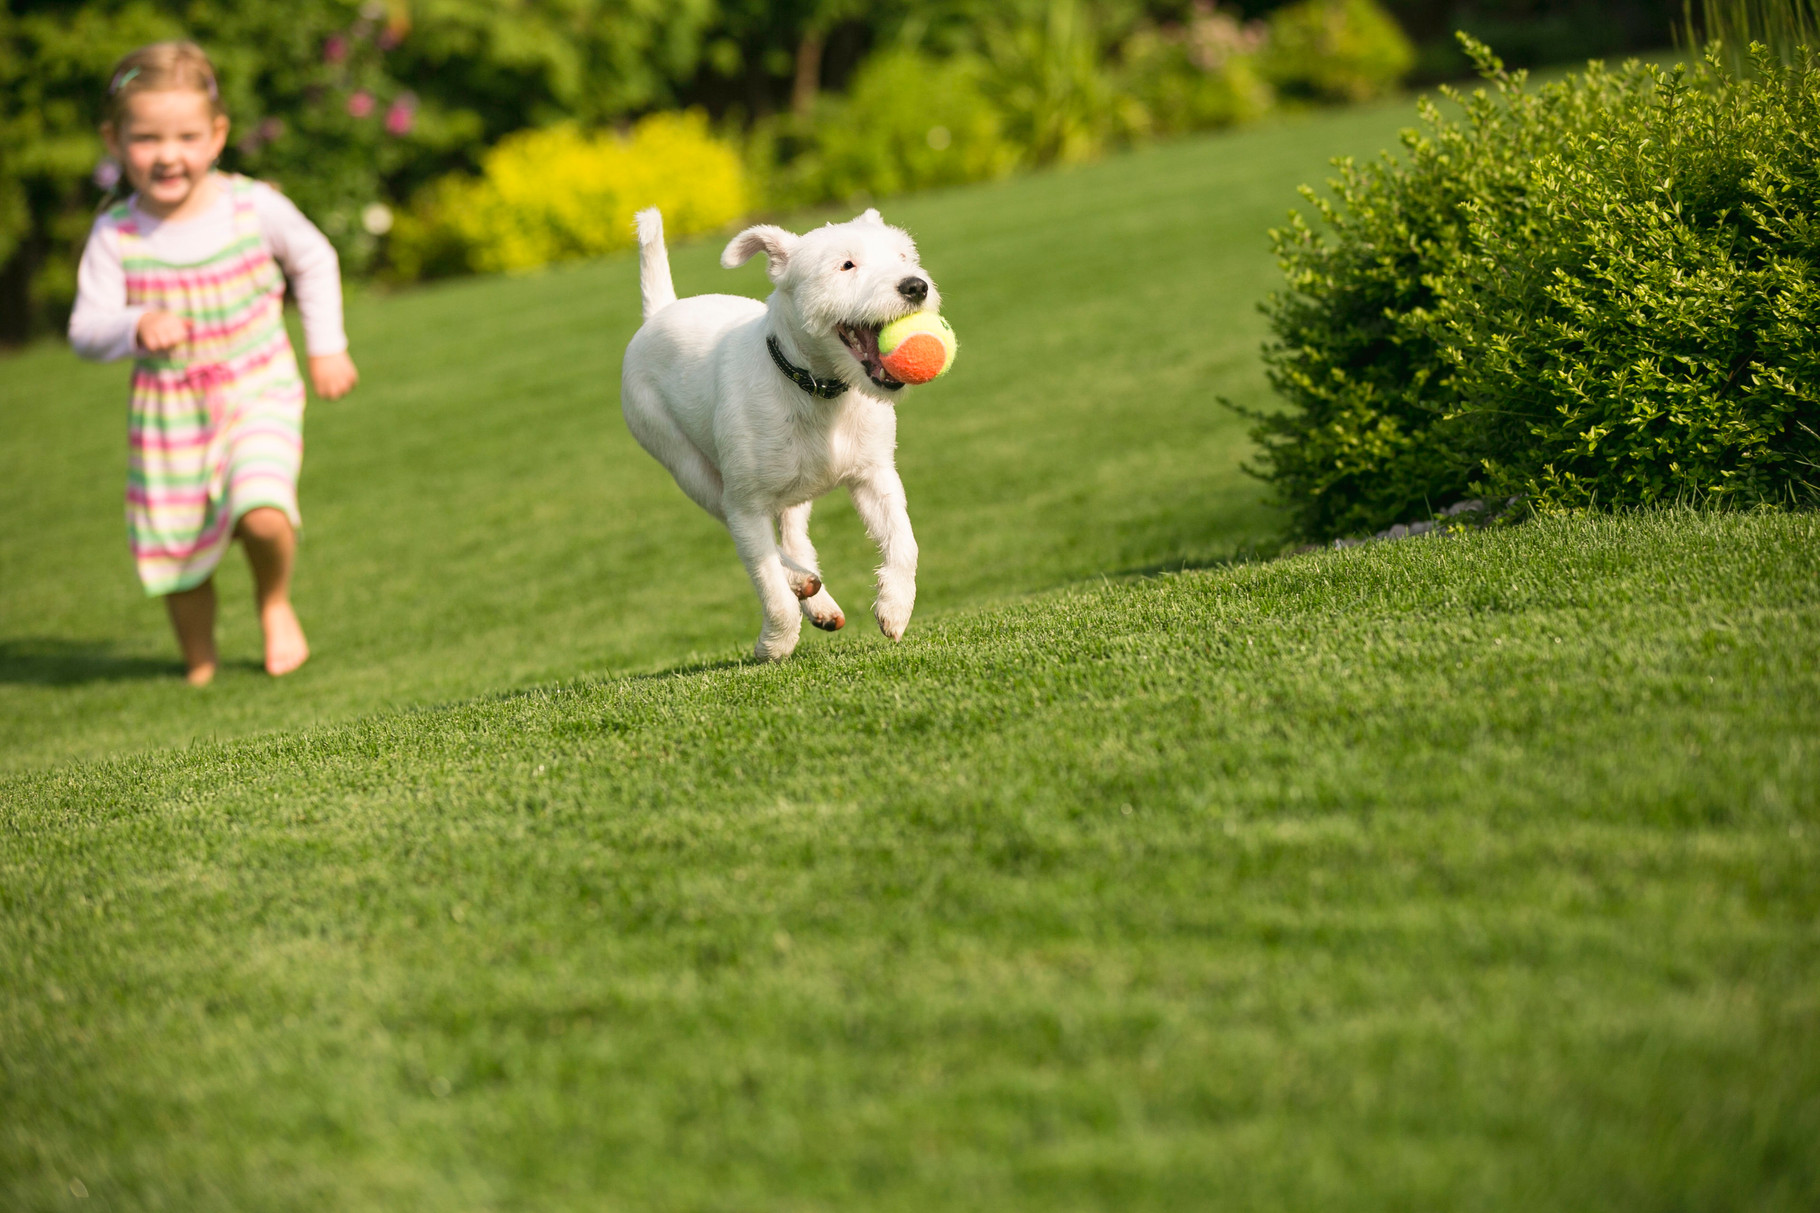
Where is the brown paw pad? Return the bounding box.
[813,613,845,632]
[794,576,822,600]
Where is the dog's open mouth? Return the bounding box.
[836,323,904,391]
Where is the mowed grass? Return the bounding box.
[5,93,1820,1210]
[4,510,1818,1210]
[0,100,1417,773]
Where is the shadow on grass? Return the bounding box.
[0,638,182,686]
[1105,544,1282,583]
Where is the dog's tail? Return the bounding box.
[636,208,677,321]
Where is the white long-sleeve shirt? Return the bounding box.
[69,176,348,363]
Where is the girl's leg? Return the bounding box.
[165,581,219,686]
[235,507,309,676]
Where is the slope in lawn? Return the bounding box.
[4,512,1817,1211]
[0,101,1418,773]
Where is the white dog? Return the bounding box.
[621,207,942,660]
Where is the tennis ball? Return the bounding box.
[878,312,956,385]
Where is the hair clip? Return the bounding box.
[108,65,141,94]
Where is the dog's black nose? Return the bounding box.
[897,276,928,303]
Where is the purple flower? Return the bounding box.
[93,158,121,191]
[384,93,416,136]
[258,116,286,143]
[324,34,349,64]
[377,27,401,51]
[346,90,375,118]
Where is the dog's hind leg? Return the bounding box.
[779,501,845,631]
[726,507,804,661]
[662,441,726,522]
[623,389,727,521]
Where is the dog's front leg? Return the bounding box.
[726,508,804,661]
[849,470,918,642]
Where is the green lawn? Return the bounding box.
[5,510,1818,1210]
[4,98,1819,1211]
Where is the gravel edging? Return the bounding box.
[1284,498,1524,557]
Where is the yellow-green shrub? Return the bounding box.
[759,51,1022,211]
[388,111,748,279]
[1263,0,1414,103]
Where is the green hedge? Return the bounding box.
[1250,38,1820,539]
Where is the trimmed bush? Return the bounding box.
[1251,40,1820,540]
[388,111,748,279]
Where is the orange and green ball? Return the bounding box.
[879,312,957,385]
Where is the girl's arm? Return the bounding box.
[254,183,356,397]
[68,220,150,362]
[254,184,348,358]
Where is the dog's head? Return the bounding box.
[722,208,941,393]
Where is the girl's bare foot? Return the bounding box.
[166,581,219,687]
[261,600,310,676]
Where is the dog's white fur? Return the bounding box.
[621,207,941,660]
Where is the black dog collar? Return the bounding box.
[767,334,848,400]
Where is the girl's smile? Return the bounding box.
[103,88,228,221]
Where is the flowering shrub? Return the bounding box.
[0,0,719,337]
[388,111,748,278]
[1250,40,1820,539]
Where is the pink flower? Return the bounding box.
[346,90,375,118]
[258,116,286,143]
[323,34,349,64]
[377,28,401,51]
[384,94,416,136]
[384,93,416,136]
[93,158,121,191]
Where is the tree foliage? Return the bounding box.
[1,0,1419,332]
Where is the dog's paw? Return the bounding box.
[786,568,822,601]
[801,588,845,632]
[753,635,798,661]
[754,618,802,661]
[873,577,915,643]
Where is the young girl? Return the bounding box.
[69,41,357,686]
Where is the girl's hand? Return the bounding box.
[309,352,359,399]
[136,311,190,352]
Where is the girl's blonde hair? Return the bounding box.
[104,41,224,125]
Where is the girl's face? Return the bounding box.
[103,88,229,217]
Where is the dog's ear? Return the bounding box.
[721,225,800,280]
[855,208,884,226]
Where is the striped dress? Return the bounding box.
[116,175,307,596]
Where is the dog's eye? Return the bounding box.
[840,260,855,271]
